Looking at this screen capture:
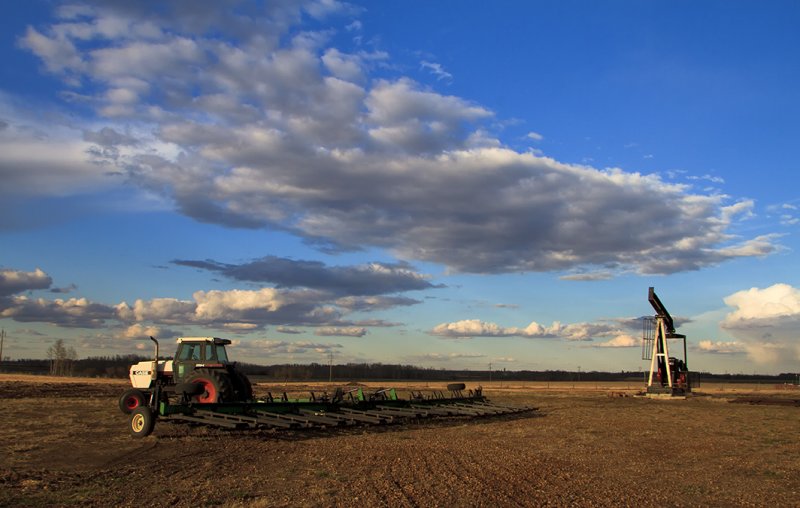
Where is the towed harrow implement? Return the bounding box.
[128,384,536,437]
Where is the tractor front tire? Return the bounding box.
[119,389,147,414]
[185,369,233,403]
[129,407,155,438]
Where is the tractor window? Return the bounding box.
[215,345,228,363]
[177,343,201,361]
[204,344,216,361]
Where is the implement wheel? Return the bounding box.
[185,369,233,403]
[129,407,155,438]
[119,389,147,414]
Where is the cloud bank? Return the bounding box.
[6,0,777,276]
[173,257,441,295]
[0,266,417,333]
[430,317,639,344]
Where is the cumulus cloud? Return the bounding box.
[0,266,408,333]
[120,323,165,340]
[720,283,800,365]
[0,268,52,296]
[1,296,116,328]
[431,317,643,345]
[696,340,745,354]
[11,1,780,276]
[229,339,344,357]
[590,334,639,348]
[116,287,345,329]
[431,318,603,341]
[314,326,367,337]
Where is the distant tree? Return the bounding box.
[47,339,77,376]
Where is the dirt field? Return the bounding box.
[1,375,798,507]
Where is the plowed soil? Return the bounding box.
[1,375,798,507]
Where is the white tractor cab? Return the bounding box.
[119,336,253,414]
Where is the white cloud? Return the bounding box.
[722,284,800,321]
[697,340,745,354]
[430,318,625,341]
[420,61,453,82]
[526,131,543,141]
[120,323,163,339]
[720,284,800,365]
[321,48,363,81]
[590,334,639,348]
[315,326,367,337]
[431,319,512,338]
[230,339,344,357]
[19,26,85,79]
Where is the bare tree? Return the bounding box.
[47,339,77,376]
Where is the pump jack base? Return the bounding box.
[644,386,691,399]
[645,392,687,400]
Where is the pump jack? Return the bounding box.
[642,287,691,396]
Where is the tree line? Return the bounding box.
[1,353,797,384]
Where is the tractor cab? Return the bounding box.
[174,337,231,381]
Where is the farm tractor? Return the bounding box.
[119,336,253,414]
[118,336,536,438]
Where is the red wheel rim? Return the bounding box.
[125,396,140,410]
[192,379,216,403]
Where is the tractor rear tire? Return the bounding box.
[130,407,155,438]
[119,389,147,414]
[185,369,233,403]
[231,370,254,401]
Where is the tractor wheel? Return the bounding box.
[185,369,233,403]
[129,407,155,438]
[175,382,204,398]
[231,370,254,401]
[119,389,147,414]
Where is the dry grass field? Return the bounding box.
[1,374,798,507]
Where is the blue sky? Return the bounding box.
[1,1,799,374]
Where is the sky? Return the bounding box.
[1,0,800,375]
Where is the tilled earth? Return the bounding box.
[1,376,799,507]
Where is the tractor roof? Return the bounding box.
[176,337,231,345]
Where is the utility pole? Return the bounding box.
[328,352,333,384]
[0,329,4,368]
[488,362,492,383]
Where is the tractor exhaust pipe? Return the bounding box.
[149,336,159,362]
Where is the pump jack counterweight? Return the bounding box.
[642,287,691,397]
